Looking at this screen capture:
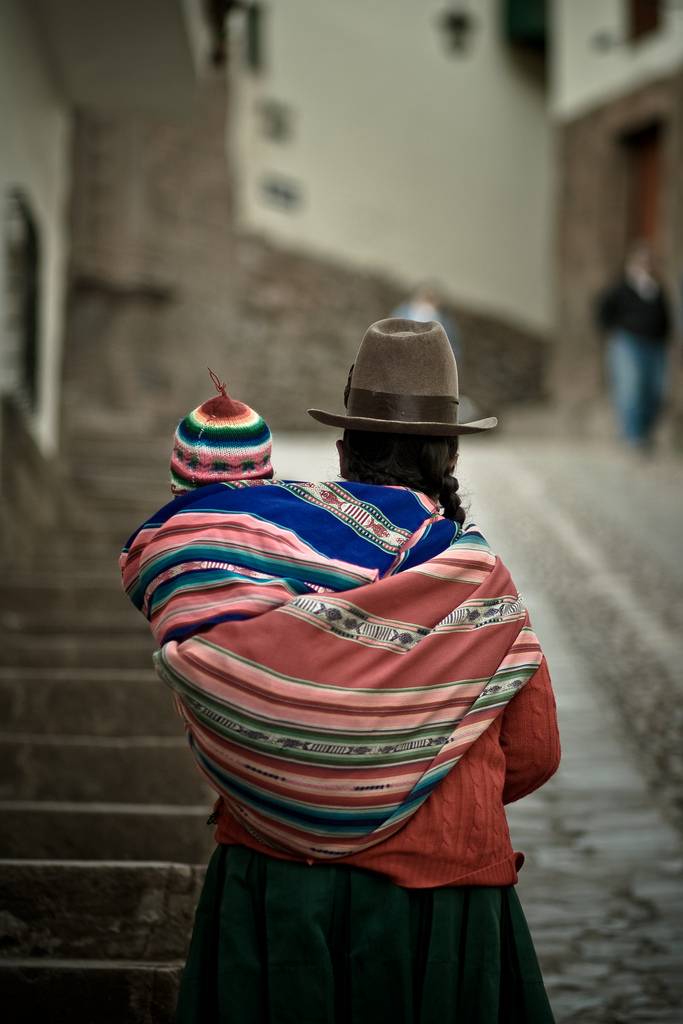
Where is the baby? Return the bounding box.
[170,370,274,494]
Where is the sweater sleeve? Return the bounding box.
[595,284,620,331]
[499,656,560,805]
[658,291,672,341]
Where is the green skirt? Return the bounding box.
[176,845,555,1024]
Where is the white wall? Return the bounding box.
[0,0,72,455]
[231,0,554,334]
[31,0,202,114]
[551,0,683,120]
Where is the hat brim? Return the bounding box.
[307,409,497,435]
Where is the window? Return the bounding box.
[260,176,302,210]
[204,2,265,70]
[258,100,293,143]
[245,3,264,72]
[628,0,661,42]
[504,0,548,50]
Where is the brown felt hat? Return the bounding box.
[308,318,497,435]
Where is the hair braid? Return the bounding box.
[439,471,465,526]
[342,430,467,524]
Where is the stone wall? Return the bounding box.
[554,70,683,444]
[0,397,75,566]
[61,81,549,449]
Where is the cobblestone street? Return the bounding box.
[274,432,683,1024]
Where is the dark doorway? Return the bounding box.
[621,122,663,246]
[628,0,661,42]
[3,190,40,409]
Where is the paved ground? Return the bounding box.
[274,433,683,1024]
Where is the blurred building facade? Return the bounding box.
[0,0,209,446]
[229,0,554,337]
[0,0,210,555]
[550,0,683,435]
[3,0,683,565]
[3,0,557,570]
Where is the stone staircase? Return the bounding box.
[0,430,214,1021]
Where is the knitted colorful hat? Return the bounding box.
[170,370,273,494]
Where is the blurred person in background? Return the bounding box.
[394,282,461,360]
[596,242,672,451]
[394,285,484,421]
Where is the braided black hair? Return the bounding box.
[341,430,466,525]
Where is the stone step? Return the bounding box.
[0,958,180,1024]
[65,435,170,460]
[74,489,164,515]
[6,533,121,564]
[72,457,166,475]
[8,557,124,575]
[77,511,162,543]
[38,527,125,552]
[0,801,215,861]
[0,860,203,960]
[1,606,147,634]
[14,558,125,581]
[15,522,137,554]
[0,669,180,736]
[2,632,156,669]
[0,735,211,803]
[1,576,128,606]
[69,447,168,468]
[11,551,130,576]
[0,598,145,630]
[71,466,170,501]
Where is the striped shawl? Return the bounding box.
[121,479,542,859]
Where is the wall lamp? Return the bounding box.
[437,4,477,55]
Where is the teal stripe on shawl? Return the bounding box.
[128,543,373,613]
[148,568,312,617]
[190,738,434,835]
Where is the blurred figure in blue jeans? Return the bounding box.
[596,242,672,451]
[393,283,461,361]
[392,284,486,420]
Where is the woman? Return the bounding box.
[122,318,560,1022]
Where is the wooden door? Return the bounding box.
[624,123,662,245]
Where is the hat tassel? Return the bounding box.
[208,367,228,398]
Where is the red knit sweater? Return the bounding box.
[213,657,560,888]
